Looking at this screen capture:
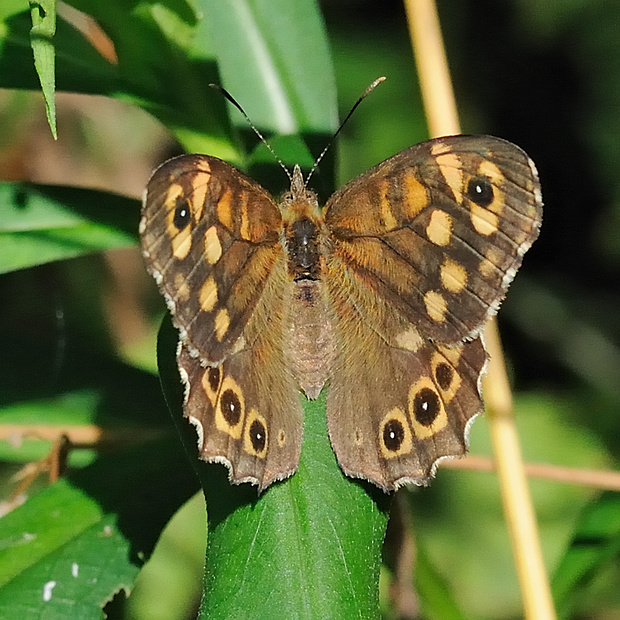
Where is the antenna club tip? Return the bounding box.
[363,76,387,98]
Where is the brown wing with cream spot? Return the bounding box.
[141,154,284,363]
[323,135,542,345]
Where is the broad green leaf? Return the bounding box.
[0,438,199,617]
[552,493,620,618]
[64,0,233,156]
[0,183,138,274]
[157,318,391,619]
[29,0,57,138]
[201,0,338,135]
[2,1,338,160]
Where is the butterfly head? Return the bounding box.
[280,165,320,217]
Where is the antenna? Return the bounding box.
[305,76,386,186]
[210,76,386,187]
[209,83,293,183]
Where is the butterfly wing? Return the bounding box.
[322,135,542,489]
[324,135,542,345]
[325,328,487,490]
[142,154,285,362]
[178,336,303,491]
[142,155,302,488]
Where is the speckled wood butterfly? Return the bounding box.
[140,134,542,492]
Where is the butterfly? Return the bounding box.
[140,134,542,492]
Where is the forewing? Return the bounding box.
[141,154,284,363]
[324,135,542,345]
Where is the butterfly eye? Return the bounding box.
[220,389,242,426]
[466,176,494,207]
[249,419,267,453]
[382,419,406,451]
[413,387,441,426]
[173,198,192,230]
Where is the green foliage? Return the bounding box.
[29,0,57,139]
[0,1,619,619]
[0,183,137,273]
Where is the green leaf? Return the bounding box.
[0,3,233,158]
[415,542,468,620]
[0,9,121,98]
[552,493,620,617]
[2,1,338,160]
[0,311,198,616]
[157,318,391,619]
[29,0,57,139]
[0,183,138,274]
[0,438,199,618]
[201,0,338,134]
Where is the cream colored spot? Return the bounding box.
[354,429,364,446]
[379,179,398,230]
[479,260,495,278]
[172,230,192,260]
[424,290,448,323]
[199,276,218,312]
[436,343,463,366]
[403,170,428,218]
[204,226,222,264]
[396,327,424,352]
[215,308,230,341]
[470,204,499,236]
[189,172,211,221]
[239,193,251,240]
[430,141,452,156]
[164,183,183,208]
[277,429,286,447]
[174,273,190,302]
[196,159,212,174]
[379,407,413,459]
[478,160,503,184]
[436,153,463,203]
[426,210,452,246]
[216,187,234,231]
[440,258,467,293]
